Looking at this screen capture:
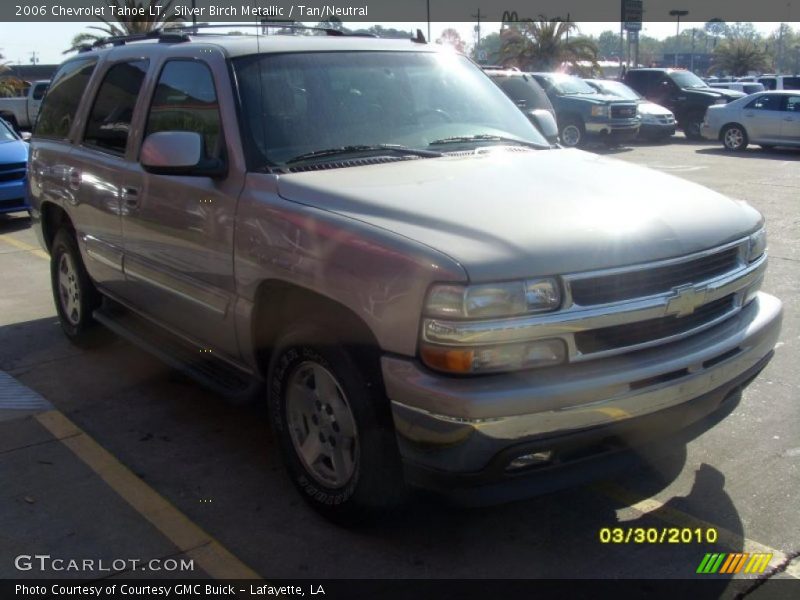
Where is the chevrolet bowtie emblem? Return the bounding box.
[665,285,708,318]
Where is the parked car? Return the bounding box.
[0,117,29,216]
[757,75,800,91]
[483,68,559,143]
[529,72,640,147]
[584,79,676,141]
[30,30,781,519]
[0,80,49,131]
[702,90,800,151]
[710,82,766,95]
[623,68,745,139]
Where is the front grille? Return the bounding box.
[574,294,735,354]
[0,162,25,172]
[611,105,637,118]
[570,246,741,306]
[0,171,25,183]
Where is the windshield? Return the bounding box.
[233,51,548,169]
[539,74,597,95]
[0,120,17,143]
[669,71,709,89]
[592,80,641,100]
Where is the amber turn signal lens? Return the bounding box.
[420,345,474,374]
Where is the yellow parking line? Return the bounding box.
[594,481,800,579]
[0,234,49,261]
[35,410,261,580]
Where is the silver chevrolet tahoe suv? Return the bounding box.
[28,29,782,520]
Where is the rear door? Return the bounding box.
[27,82,49,125]
[741,94,785,142]
[780,94,800,141]
[121,50,246,359]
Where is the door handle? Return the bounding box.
[121,187,140,208]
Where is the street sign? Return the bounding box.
[477,50,488,62]
[628,30,639,42]
[622,0,643,31]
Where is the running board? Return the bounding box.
[93,303,260,401]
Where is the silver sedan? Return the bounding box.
[702,90,800,150]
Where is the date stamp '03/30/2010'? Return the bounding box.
[599,527,719,544]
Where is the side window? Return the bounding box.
[746,95,781,111]
[145,60,222,160]
[785,96,800,112]
[83,60,149,155]
[32,83,48,101]
[784,77,800,91]
[34,58,96,139]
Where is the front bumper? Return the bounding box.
[701,122,721,141]
[384,292,782,498]
[0,179,28,214]
[585,120,640,142]
[639,122,677,139]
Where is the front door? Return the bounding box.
[742,94,785,142]
[121,55,243,359]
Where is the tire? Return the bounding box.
[267,323,406,522]
[559,119,585,147]
[721,124,748,151]
[683,115,704,140]
[50,228,102,345]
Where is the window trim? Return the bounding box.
[745,94,782,111]
[80,58,151,158]
[140,57,225,164]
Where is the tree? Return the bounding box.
[471,32,502,64]
[437,28,466,53]
[0,53,24,97]
[711,36,769,75]
[500,19,599,74]
[65,0,183,52]
[595,30,621,60]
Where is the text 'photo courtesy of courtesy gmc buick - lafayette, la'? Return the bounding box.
[27,28,782,522]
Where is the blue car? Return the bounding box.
[0,117,29,215]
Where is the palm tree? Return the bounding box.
[710,37,768,76]
[65,0,183,52]
[500,19,599,75]
[0,53,24,97]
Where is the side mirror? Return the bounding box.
[140,131,226,178]
[526,109,559,144]
[20,131,32,142]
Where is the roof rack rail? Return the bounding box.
[168,23,378,38]
[77,28,190,52]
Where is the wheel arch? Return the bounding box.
[719,122,747,142]
[40,202,73,251]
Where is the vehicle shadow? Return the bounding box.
[696,147,800,161]
[0,315,752,582]
[0,214,32,234]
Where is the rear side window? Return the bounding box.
[35,58,96,139]
[144,60,222,160]
[83,61,148,155]
[32,83,49,101]
[784,77,800,90]
[746,95,781,111]
[494,76,553,112]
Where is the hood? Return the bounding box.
[638,101,673,116]
[690,87,745,101]
[0,139,28,164]
[572,93,636,105]
[275,148,762,281]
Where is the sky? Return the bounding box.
[0,21,791,66]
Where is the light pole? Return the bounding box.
[669,9,689,68]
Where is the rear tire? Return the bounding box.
[721,124,748,151]
[267,323,406,523]
[683,115,704,140]
[50,228,102,346]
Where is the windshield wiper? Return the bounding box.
[286,144,442,165]
[428,134,549,150]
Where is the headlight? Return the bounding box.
[425,278,561,319]
[591,105,609,117]
[421,279,565,374]
[747,228,767,262]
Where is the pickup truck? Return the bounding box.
[530,72,640,147]
[0,80,49,130]
[29,31,782,521]
[623,68,744,139]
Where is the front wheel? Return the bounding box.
[722,124,748,151]
[683,116,704,140]
[559,119,585,147]
[268,324,406,522]
[50,228,102,345]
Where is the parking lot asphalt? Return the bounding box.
[0,136,797,590]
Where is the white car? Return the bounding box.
[701,90,800,150]
[584,79,676,140]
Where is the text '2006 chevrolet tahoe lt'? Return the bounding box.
[28,29,782,520]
